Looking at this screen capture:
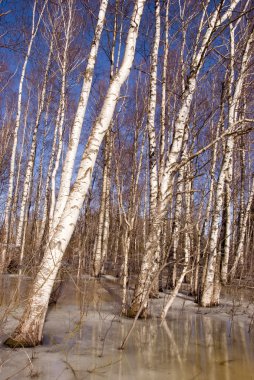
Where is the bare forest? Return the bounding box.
[0,0,254,379]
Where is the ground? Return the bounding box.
[0,275,254,380]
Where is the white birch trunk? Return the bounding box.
[170,165,184,288]
[158,0,169,188]
[219,23,235,285]
[201,135,233,306]
[32,100,51,248]
[93,7,117,276]
[147,0,160,223]
[201,88,224,291]
[51,0,108,232]
[101,133,112,270]
[48,4,73,231]
[36,98,58,250]
[238,139,246,266]
[48,95,65,230]
[122,127,146,313]
[160,162,192,320]
[229,177,254,281]
[220,179,232,284]
[145,0,160,296]
[16,40,53,247]
[93,134,111,277]
[11,90,31,239]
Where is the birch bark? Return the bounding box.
[93,133,111,276]
[48,2,74,230]
[11,89,31,241]
[229,177,254,281]
[93,4,117,276]
[158,0,169,189]
[145,0,160,296]
[16,40,53,247]
[51,0,108,233]
[147,0,160,223]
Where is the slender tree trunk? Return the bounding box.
[158,0,169,189]
[146,0,160,296]
[201,136,233,306]
[93,133,111,276]
[220,179,232,284]
[101,133,112,272]
[49,4,74,231]
[229,177,254,281]
[16,40,53,248]
[11,90,31,242]
[51,0,109,232]
[122,126,146,313]
[147,0,160,223]
[93,1,117,276]
[36,94,58,251]
[169,170,184,288]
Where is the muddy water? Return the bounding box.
[0,275,254,380]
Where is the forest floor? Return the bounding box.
[0,274,254,380]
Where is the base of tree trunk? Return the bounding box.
[126,305,148,319]
[199,300,220,307]
[92,272,101,279]
[4,335,41,348]
[149,291,160,299]
[4,304,47,348]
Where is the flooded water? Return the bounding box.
[0,275,254,379]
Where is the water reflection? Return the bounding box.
[0,276,254,379]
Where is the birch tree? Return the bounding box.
[5,0,146,347]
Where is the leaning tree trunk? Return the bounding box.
[51,0,108,233]
[5,0,146,348]
[48,3,73,231]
